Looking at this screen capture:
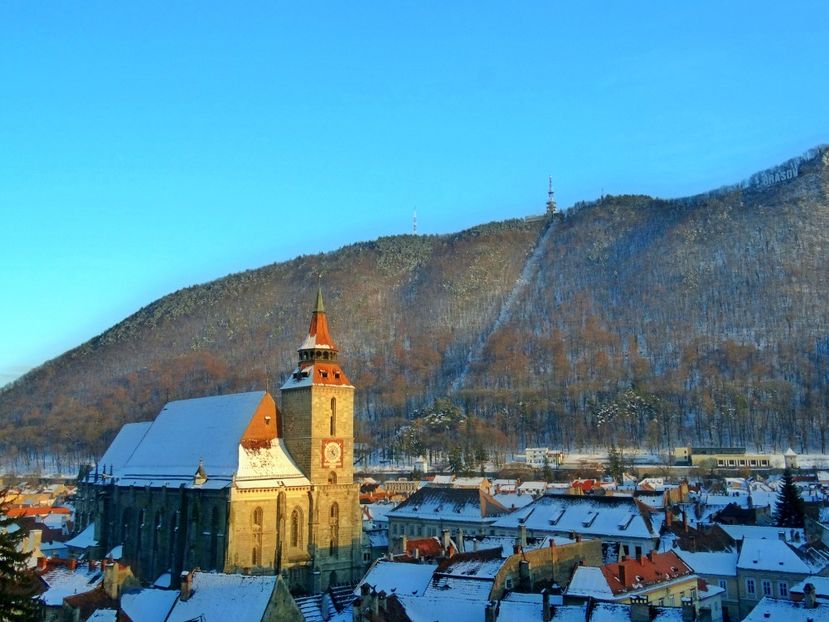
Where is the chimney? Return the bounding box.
[457,528,465,553]
[519,560,531,590]
[37,557,48,571]
[180,570,194,602]
[519,523,528,548]
[377,590,387,613]
[681,597,696,622]
[473,538,479,552]
[647,550,655,562]
[682,510,688,533]
[68,558,77,571]
[88,560,96,572]
[778,530,786,541]
[574,533,581,543]
[629,595,650,622]
[367,588,378,616]
[804,582,817,609]
[401,533,408,555]
[542,588,551,622]
[414,546,420,560]
[666,508,673,528]
[484,600,498,622]
[441,528,450,553]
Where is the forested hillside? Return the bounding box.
[2,146,828,469]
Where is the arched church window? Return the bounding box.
[121,508,132,546]
[252,506,263,529]
[291,508,303,548]
[153,510,163,551]
[328,471,337,484]
[330,398,337,435]
[210,507,220,569]
[252,546,260,566]
[329,502,339,558]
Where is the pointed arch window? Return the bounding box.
[291,508,303,548]
[329,502,339,558]
[330,398,337,436]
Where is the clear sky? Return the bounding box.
[1,2,828,386]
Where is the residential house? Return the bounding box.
[490,494,661,562]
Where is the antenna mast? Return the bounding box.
[546,175,557,214]
[413,209,417,234]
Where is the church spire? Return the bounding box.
[314,286,325,314]
[297,287,338,367]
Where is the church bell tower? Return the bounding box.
[280,288,355,485]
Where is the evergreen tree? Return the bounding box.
[773,468,806,528]
[606,445,624,484]
[0,494,40,622]
[542,454,553,483]
[448,445,465,475]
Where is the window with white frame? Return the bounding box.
[746,578,756,597]
[718,579,728,598]
[762,580,772,596]
[779,582,789,597]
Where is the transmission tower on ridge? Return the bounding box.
[546,175,557,214]
[413,209,417,234]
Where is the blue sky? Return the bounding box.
[1,2,828,386]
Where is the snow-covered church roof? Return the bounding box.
[103,391,308,489]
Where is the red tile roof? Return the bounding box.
[6,507,71,518]
[602,550,693,595]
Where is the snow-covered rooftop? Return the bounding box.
[565,566,615,600]
[742,597,829,622]
[121,588,179,622]
[389,487,506,524]
[675,549,738,577]
[720,524,805,544]
[120,392,267,487]
[166,572,277,622]
[737,538,812,574]
[355,559,438,597]
[38,565,102,606]
[491,495,657,540]
[97,422,152,476]
[65,522,98,550]
[395,594,484,622]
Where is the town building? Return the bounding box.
[564,550,718,616]
[386,486,509,543]
[490,494,662,562]
[71,289,363,593]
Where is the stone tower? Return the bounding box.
[281,287,355,485]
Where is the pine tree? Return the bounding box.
[0,494,40,622]
[542,454,553,483]
[773,468,806,528]
[448,445,465,475]
[606,445,624,484]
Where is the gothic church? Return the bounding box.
[74,289,363,593]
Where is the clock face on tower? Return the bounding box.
[321,438,344,468]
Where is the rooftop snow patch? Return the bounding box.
[117,392,267,485]
[166,572,277,622]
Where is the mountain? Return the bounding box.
[2,146,828,469]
